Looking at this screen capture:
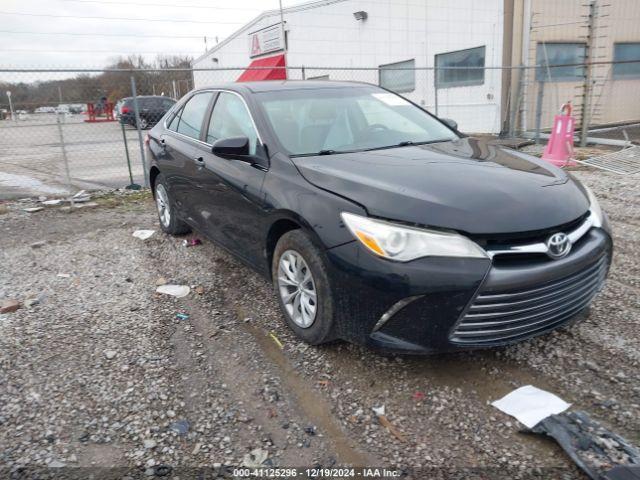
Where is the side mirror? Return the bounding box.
[212,136,250,159]
[442,118,458,130]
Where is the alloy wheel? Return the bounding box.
[155,184,171,228]
[277,250,317,328]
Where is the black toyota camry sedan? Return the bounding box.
[145,81,612,354]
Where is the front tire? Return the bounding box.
[153,173,190,235]
[272,230,336,345]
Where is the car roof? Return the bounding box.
[194,80,374,94]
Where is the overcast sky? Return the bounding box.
[2,0,305,67]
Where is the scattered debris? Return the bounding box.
[412,391,426,401]
[71,190,91,203]
[156,285,190,298]
[304,425,317,436]
[169,419,190,435]
[0,299,21,314]
[182,238,202,247]
[143,439,157,450]
[372,405,385,416]
[268,331,284,349]
[491,385,571,428]
[42,199,62,206]
[30,241,46,249]
[242,448,269,468]
[317,380,331,388]
[175,313,190,321]
[155,276,168,286]
[529,411,640,480]
[104,350,117,360]
[23,207,44,213]
[57,273,71,278]
[24,295,44,308]
[194,285,205,295]
[132,230,155,241]
[371,406,405,442]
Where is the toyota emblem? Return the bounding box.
[546,232,571,259]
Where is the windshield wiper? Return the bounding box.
[317,149,336,155]
[362,138,453,152]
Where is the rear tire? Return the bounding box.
[272,230,336,345]
[153,173,190,235]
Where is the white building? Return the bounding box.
[193,0,640,134]
[193,0,505,133]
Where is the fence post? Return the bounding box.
[433,67,439,116]
[130,76,149,188]
[534,79,545,144]
[580,0,597,147]
[56,112,74,203]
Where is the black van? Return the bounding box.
[118,96,176,129]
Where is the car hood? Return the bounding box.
[291,137,590,235]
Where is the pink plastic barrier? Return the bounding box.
[542,103,576,167]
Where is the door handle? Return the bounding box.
[194,156,205,166]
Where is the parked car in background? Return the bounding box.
[145,81,612,354]
[118,96,176,129]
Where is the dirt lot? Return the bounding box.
[0,169,638,478]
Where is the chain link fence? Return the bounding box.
[1,63,639,199]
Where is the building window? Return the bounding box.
[536,43,586,81]
[435,46,485,88]
[613,43,640,78]
[379,59,415,93]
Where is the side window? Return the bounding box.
[162,99,176,109]
[175,92,213,139]
[207,92,259,154]
[379,59,415,93]
[535,43,586,81]
[436,46,486,87]
[166,106,182,131]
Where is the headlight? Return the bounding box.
[583,185,603,228]
[341,212,487,262]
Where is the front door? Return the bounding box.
[194,91,267,267]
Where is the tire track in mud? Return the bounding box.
[147,235,374,467]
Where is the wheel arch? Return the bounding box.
[149,166,161,194]
[265,212,326,277]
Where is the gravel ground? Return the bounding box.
[0,169,638,479]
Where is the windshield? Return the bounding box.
[256,86,458,156]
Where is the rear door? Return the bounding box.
[194,91,267,265]
[160,91,215,223]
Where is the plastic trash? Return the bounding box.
[372,405,405,442]
[175,313,190,321]
[242,448,269,468]
[530,411,640,480]
[491,385,571,428]
[182,238,202,247]
[23,207,44,213]
[156,285,190,298]
[71,190,91,203]
[169,420,189,435]
[268,331,284,349]
[132,230,155,240]
[42,199,62,206]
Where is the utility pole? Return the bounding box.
[58,85,63,104]
[580,1,596,147]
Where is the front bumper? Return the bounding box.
[325,227,612,354]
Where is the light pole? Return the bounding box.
[6,91,15,121]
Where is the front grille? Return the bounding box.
[450,255,608,345]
